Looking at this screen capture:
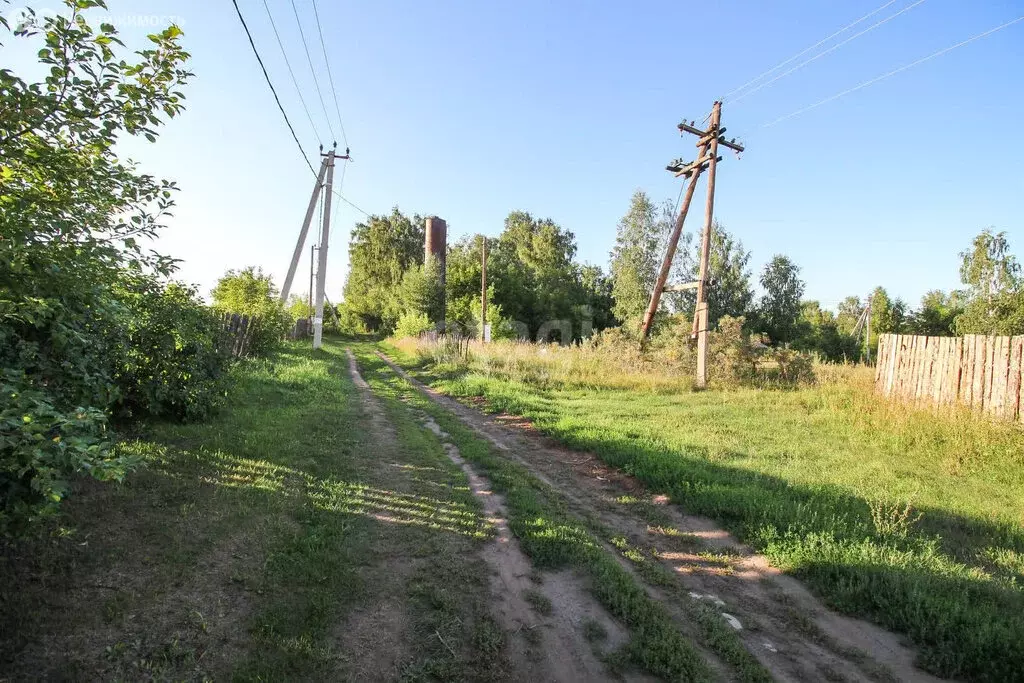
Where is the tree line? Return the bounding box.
[340,189,1020,360]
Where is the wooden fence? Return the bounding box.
[875,333,1024,421]
[222,313,255,358]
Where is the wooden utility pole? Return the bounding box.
[638,101,744,390]
[480,236,488,342]
[692,102,723,389]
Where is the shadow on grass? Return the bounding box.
[426,365,1024,682]
[0,341,488,681]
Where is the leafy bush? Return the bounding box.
[395,311,434,339]
[0,3,230,530]
[211,267,291,355]
[113,280,230,421]
[0,378,136,533]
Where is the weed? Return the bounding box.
[522,588,553,616]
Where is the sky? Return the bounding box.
[4,0,1024,311]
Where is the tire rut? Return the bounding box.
[374,351,950,683]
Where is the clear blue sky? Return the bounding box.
[6,0,1024,310]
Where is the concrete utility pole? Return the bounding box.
[308,243,318,325]
[312,146,338,349]
[480,235,488,342]
[638,101,744,390]
[280,153,330,303]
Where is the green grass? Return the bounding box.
[355,345,772,682]
[386,340,1024,683]
[0,340,504,681]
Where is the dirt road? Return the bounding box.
[366,347,948,683]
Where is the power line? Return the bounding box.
[731,0,928,105]
[723,0,899,101]
[761,13,1024,128]
[290,0,337,143]
[333,187,370,217]
[261,0,321,144]
[231,0,315,176]
[311,0,349,148]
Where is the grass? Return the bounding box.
[354,345,772,682]
[387,337,1024,682]
[0,340,505,681]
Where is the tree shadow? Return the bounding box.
[523,416,1024,681]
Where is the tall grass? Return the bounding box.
[388,335,1024,682]
[393,336,696,393]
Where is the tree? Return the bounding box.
[869,287,907,336]
[0,2,223,529]
[211,267,280,317]
[954,230,1024,335]
[836,296,864,336]
[398,259,444,326]
[211,267,290,354]
[959,229,1020,303]
[674,222,753,327]
[757,255,805,344]
[908,290,962,336]
[792,301,860,362]
[490,211,580,340]
[609,191,682,323]
[342,208,424,332]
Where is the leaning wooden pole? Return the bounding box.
[638,143,709,345]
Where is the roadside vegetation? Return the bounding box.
[388,336,1024,682]
[0,342,509,680]
[355,346,772,682]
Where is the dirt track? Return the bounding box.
[373,350,949,683]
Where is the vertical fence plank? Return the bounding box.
[1008,336,1024,421]
[876,335,887,386]
[886,334,899,396]
[965,335,977,406]
[905,335,921,401]
[933,337,947,405]
[984,336,996,414]
[950,337,964,406]
[993,336,1010,417]
[972,335,986,410]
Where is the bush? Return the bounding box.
[0,4,220,530]
[395,311,434,339]
[114,280,230,421]
[0,378,135,533]
[211,267,291,355]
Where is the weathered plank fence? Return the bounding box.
[222,312,255,358]
[875,333,1024,421]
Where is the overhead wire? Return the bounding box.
[290,0,337,142]
[761,13,1024,128]
[311,0,349,149]
[730,0,929,105]
[231,0,316,176]
[722,0,900,101]
[260,0,322,143]
[333,187,370,217]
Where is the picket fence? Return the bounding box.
[875,333,1024,421]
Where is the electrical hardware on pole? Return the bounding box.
[638,101,744,389]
